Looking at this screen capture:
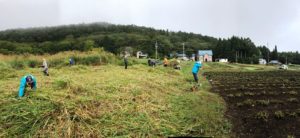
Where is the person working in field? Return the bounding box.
[192,56,202,84]
[69,58,75,66]
[18,75,37,97]
[163,57,169,67]
[173,58,181,70]
[40,58,49,76]
[124,52,129,69]
[148,58,151,66]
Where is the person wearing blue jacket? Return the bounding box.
[18,75,37,97]
[192,57,202,83]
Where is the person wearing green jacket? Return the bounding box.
[18,75,37,97]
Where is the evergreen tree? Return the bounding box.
[270,45,278,60]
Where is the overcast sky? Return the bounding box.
[0,0,299,52]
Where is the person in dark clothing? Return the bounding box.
[150,59,156,67]
[124,55,128,69]
[148,58,151,66]
[69,58,75,66]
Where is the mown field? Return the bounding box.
[0,51,231,137]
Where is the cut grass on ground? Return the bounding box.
[0,61,230,137]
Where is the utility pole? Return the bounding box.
[236,51,238,63]
[267,43,269,63]
[155,41,158,60]
[182,43,185,57]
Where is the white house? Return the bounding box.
[259,58,267,65]
[216,58,228,63]
[136,51,148,58]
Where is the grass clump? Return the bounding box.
[255,111,269,121]
[274,111,285,119]
[257,100,270,106]
[243,99,256,107]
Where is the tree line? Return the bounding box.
[0,22,299,64]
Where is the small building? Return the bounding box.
[269,60,281,65]
[198,50,213,62]
[176,53,189,61]
[216,58,228,63]
[259,58,267,65]
[136,51,148,58]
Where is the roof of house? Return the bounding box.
[176,53,187,57]
[269,60,281,64]
[198,50,213,56]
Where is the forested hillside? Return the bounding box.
[0,22,299,64]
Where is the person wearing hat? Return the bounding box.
[41,58,49,76]
[18,75,37,97]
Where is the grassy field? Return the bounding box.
[0,53,231,137]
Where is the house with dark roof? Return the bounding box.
[198,50,213,62]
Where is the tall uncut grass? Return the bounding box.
[0,48,121,69]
